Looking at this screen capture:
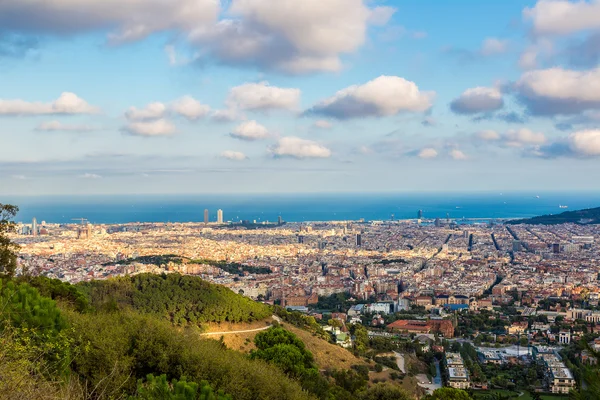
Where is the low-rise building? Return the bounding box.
[445,353,470,389]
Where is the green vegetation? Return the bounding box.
[130,374,231,400]
[275,306,330,340]
[0,278,311,400]
[110,255,272,275]
[507,207,600,225]
[374,258,408,265]
[110,254,184,266]
[424,388,473,399]
[0,204,19,277]
[188,258,272,275]
[456,310,508,336]
[472,390,568,400]
[16,275,90,312]
[78,273,272,324]
[251,326,317,378]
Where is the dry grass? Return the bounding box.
[220,331,258,353]
[280,323,367,370]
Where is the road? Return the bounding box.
[433,360,442,385]
[393,352,406,373]
[416,360,442,394]
[201,315,280,336]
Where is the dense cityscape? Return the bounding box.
[10,208,600,397]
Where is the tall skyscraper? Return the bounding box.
[217,209,223,224]
[356,233,362,247]
[32,217,37,237]
[278,216,283,225]
[204,209,209,224]
[418,210,423,219]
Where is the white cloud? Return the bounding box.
[478,128,545,149]
[270,137,331,159]
[357,145,374,155]
[165,44,177,65]
[124,119,176,137]
[450,87,503,114]
[80,173,102,179]
[314,120,333,129]
[568,129,600,156]
[518,38,554,70]
[0,0,220,44]
[188,0,392,73]
[476,128,545,148]
[125,102,166,121]
[504,128,546,147]
[449,149,468,160]
[211,108,245,123]
[0,0,391,74]
[229,120,269,141]
[170,96,210,120]
[367,6,396,26]
[524,0,600,36]
[477,130,501,141]
[35,120,97,132]
[515,67,600,115]
[226,81,301,112]
[519,48,539,70]
[125,97,209,123]
[0,92,98,116]
[308,75,434,119]
[418,148,438,159]
[220,150,247,160]
[480,37,509,56]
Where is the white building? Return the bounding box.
[559,331,571,345]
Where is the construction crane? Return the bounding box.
[71,218,88,225]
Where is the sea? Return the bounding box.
[4,192,600,225]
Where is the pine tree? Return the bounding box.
[0,204,19,277]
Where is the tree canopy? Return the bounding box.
[0,204,19,277]
[78,273,272,324]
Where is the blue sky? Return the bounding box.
[1,0,600,195]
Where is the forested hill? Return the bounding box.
[507,207,600,225]
[77,273,272,325]
[0,276,311,400]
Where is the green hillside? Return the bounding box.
[0,276,310,400]
[77,273,272,325]
[507,207,600,225]
[0,275,424,400]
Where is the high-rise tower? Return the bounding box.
[217,209,223,224]
[32,217,37,237]
[204,209,209,224]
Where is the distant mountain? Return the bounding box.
[507,207,600,225]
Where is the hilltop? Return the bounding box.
[77,273,272,325]
[506,206,600,225]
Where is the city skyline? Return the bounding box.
[2,0,600,195]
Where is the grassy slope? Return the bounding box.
[282,322,367,370]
